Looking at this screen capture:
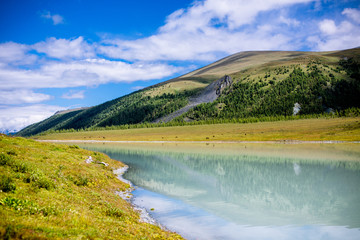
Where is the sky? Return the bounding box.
[0,0,359,133]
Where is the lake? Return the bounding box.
[77,142,360,240]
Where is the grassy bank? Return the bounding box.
[0,135,182,239]
[33,117,360,142]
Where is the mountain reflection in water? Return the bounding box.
[78,142,360,239]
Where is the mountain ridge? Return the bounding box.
[16,48,360,137]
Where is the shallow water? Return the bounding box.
[78,142,360,240]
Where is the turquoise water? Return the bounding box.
[78,142,360,240]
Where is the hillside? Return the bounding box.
[0,134,182,239]
[17,48,360,137]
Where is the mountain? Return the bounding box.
[16,48,360,137]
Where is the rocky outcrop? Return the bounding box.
[153,75,232,123]
[216,75,232,96]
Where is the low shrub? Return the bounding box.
[105,206,124,218]
[0,196,31,211]
[6,150,17,156]
[24,170,55,190]
[32,176,55,190]
[39,205,59,216]
[73,175,89,186]
[3,225,17,240]
[0,153,31,173]
[24,171,41,183]
[0,196,59,216]
[0,176,16,192]
[12,161,30,173]
[0,153,14,166]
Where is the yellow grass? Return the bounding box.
[0,135,183,239]
[143,80,207,97]
[180,51,339,79]
[34,117,360,142]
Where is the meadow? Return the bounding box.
[34,117,360,142]
[0,134,182,239]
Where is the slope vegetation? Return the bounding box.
[0,134,182,239]
[16,48,360,137]
[185,56,360,121]
[154,75,232,123]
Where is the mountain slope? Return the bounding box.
[16,48,360,137]
[153,75,232,123]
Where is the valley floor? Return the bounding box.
[34,117,360,142]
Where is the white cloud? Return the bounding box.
[99,0,313,61]
[33,37,95,59]
[0,105,65,133]
[41,11,64,25]
[0,59,183,89]
[0,42,37,65]
[279,15,300,27]
[161,0,310,31]
[61,90,85,99]
[0,89,51,104]
[319,19,338,35]
[0,42,27,62]
[309,8,360,51]
[342,8,360,24]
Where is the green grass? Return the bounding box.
[179,50,347,79]
[144,80,207,97]
[0,134,183,239]
[34,117,360,142]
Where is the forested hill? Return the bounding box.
[17,48,360,137]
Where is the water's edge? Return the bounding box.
[42,140,360,240]
[38,139,360,144]
[113,166,168,229]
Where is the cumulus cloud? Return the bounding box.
[41,11,64,25]
[33,37,95,60]
[160,0,310,31]
[0,105,65,133]
[319,19,338,35]
[0,42,28,62]
[0,42,37,65]
[309,8,360,51]
[99,0,313,61]
[0,89,51,104]
[0,58,183,89]
[342,8,360,24]
[61,90,85,99]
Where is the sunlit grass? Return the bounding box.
[35,117,360,142]
[144,80,207,97]
[0,135,183,239]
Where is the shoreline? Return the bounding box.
[113,166,163,228]
[37,139,360,144]
[0,135,184,239]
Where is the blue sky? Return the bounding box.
[0,0,359,133]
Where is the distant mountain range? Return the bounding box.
[17,48,360,137]
[1,130,17,135]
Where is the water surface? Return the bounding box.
[78,142,360,240]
